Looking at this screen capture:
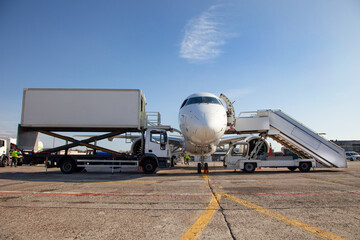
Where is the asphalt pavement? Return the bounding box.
[0,161,359,240]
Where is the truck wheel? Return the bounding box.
[288,167,297,171]
[142,159,157,174]
[60,159,76,174]
[197,163,201,174]
[243,163,256,173]
[299,162,311,172]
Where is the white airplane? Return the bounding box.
[179,92,227,156]
[178,92,247,173]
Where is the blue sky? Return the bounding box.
[1,0,359,149]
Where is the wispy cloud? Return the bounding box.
[180,5,232,63]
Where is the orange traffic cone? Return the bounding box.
[268,146,275,157]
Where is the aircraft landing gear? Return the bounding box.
[204,162,209,174]
[197,156,209,174]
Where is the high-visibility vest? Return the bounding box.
[12,150,18,158]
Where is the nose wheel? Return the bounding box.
[197,162,209,174]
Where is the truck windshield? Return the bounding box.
[232,144,248,157]
[150,131,167,150]
[185,97,221,106]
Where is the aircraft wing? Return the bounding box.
[74,133,184,146]
[168,134,246,152]
[168,136,184,148]
[74,134,140,142]
[218,135,247,146]
[168,134,246,150]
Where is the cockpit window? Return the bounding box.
[185,97,221,106]
[180,99,188,109]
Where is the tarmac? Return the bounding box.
[0,161,359,240]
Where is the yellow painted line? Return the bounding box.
[180,174,220,240]
[180,193,221,240]
[256,180,344,183]
[223,193,347,240]
[202,175,210,182]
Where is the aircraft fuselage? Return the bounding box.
[178,93,227,156]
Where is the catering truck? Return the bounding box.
[17,88,173,174]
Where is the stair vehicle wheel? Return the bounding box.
[243,163,256,173]
[142,159,157,174]
[197,163,201,174]
[299,162,311,172]
[60,159,76,174]
[288,167,297,172]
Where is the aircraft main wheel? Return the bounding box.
[197,163,201,174]
[299,162,311,172]
[243,163,256,173]
[170,156,175,167]
[288,167,297,171]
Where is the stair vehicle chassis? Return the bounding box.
[225,141,316,173]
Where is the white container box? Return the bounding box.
[21,89,146,130]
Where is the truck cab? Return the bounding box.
[146,130,169,155]
[224,142,250,168]
[144,129,171,168]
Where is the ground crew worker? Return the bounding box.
[11,149,18,167]
[184,154,190,165]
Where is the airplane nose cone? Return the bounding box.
[193,113,224,144]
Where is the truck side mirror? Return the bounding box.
[160,133,166,150]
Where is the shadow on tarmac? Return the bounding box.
[0,163,344,183]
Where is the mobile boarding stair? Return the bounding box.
[231,110,347,168]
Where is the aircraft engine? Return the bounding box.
[131,138,142,156]
[245,136,269,155]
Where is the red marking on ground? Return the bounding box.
[0,191,212,198]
